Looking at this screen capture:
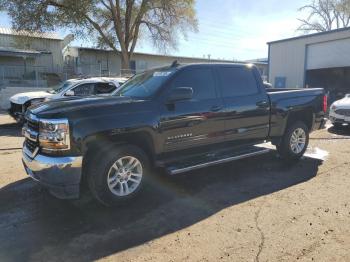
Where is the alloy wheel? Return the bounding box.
[107,156,143,196]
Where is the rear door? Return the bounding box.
[159,66,226,152]
[216,66,270,144]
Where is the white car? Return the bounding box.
[9,77,128,122]
[329,94,350,128]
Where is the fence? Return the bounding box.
[78,64,145,78]
[0,65,71,89]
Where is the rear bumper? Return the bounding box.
[22,146,83,199]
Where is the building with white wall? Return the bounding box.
[64,46,268,80]
[0,27,73,87]
[268,27,350,101]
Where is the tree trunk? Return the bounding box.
[121,52,130,76]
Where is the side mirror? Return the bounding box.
[65,90,75,96]
[263,82,272,89]
[167,87,193,103]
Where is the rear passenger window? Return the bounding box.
[95,83,117,94]
[218,67,259,97]
[171,68,216,100]
[72,83,95,96]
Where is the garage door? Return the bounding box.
[307,38,350,70]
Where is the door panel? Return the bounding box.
[217,66,270,144]
[159,67,226,152]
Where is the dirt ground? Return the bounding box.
[0,111,350,262]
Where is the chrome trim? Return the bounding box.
[39,118,70,125]
[25,112,40,122]
[22,146,82,179]
[22,126,38,142]
[23,145,39,158]
[169,148,271,175]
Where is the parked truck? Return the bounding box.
[21,63,327,205]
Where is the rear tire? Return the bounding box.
[277,121,309,162]
[87,144,150,206]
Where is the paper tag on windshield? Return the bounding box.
[153,71,172,77]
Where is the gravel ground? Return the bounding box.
[0,111,350,262]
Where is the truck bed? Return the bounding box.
[266,87,326,138]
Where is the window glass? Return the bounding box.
[115,68,176,98]
[48,80,74,94]
[72,83,95,96]
[95,83,116,94]
[218,67,259,97]
[171,68,216,100]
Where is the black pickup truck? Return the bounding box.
[22,63,327,205]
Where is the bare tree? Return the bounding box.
[1,0,198,71]
[298,0,350,32]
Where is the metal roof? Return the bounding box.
[0,46,42,57]
[268,27,350,45]
[0,27,62,40]
[75,46,243,63]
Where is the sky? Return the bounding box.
[0,0,309,61]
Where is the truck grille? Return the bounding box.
[27,119,39,132]
[24,113,40,154]
[25,139,39,153]
[335,109,350,116]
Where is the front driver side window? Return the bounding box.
[171,68,217,100]
[71,83,96,96]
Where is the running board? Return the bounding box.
[165,146,272,175]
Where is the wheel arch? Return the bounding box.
[82,131,155,167]
[286,109,314,132]
[272,109,314,146]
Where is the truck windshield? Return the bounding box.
[47,80,74,94]
[114,69,175,99]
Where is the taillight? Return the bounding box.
[323,95,328,113]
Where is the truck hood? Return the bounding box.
[333,97,350,109]
[29,95,141,119]
[10,91,52,105]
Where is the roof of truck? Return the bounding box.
[147,62,253,71]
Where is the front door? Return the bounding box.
[216,66,270,145]
[159,66,226,153]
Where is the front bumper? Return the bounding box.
[22,146,83,199]
[329,111,350,124]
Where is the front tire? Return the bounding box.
[87,145,149,206]
[277,121,309,162]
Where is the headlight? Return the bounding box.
[38,119,70,151]
[330,104,337,110]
